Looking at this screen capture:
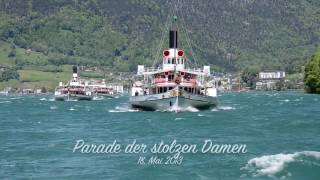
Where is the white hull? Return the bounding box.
[129,90,217,111]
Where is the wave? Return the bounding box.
[242,151,320,178]
[211,106,236,111]
[184,106,199,112]
[279,99,290,102]
[0,100,11,104]
[108,106,139,113]
[50,106,58,110]
[293,98,303,102]
[9,97,21,100]
[166,106,199,112]
[266,93,279,97]
[154,106,200,112]
[40,97,55,101]
[174,117,184,121]
[93,96,104,101]
[219,106,236,110]
[65,99,78,102]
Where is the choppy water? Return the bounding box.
[1,91,320,180]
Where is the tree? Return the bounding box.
[304,49,320,94]
[275,80,285,91]
[0,69,20,81]
[8,48,16,58]
[8,45,16,58]
[241,66,260,89]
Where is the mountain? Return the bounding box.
[0,0,320,74]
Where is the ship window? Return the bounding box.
[172,58,176,64]
[167,58,170,64]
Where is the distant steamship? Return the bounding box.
[54,66,93,101]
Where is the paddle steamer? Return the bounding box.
[54,66,93,101]
[129,20,218,111]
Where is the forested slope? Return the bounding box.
[0,0,320,73]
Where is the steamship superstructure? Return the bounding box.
[129,26,218,111]
[88,79,117,98]
[54,66,93,101]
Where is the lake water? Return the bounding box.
[1,91,320,179]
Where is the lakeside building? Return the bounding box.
[256,71,286,91]
[212,73,246,92]
[259,71,286,80]
[0,87,11,95]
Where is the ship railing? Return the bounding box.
[153,78,197,84]
[144,67,162,73]
[184,68,204,74]
[141,67,209,77]
[183,79,197,84]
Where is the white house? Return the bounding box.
[259,71,286,80]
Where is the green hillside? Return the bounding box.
[0,0,320,89]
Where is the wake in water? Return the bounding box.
[93,96,104,101]
[65,99,78,102]
[241,151,320,178]
[108,105,140,113]
[155,106,200,113]
[39,97,55,101]
[184,106,199,112]
[166,106,199,112]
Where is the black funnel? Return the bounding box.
[72,66,77,74]
[169,30,178,48]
